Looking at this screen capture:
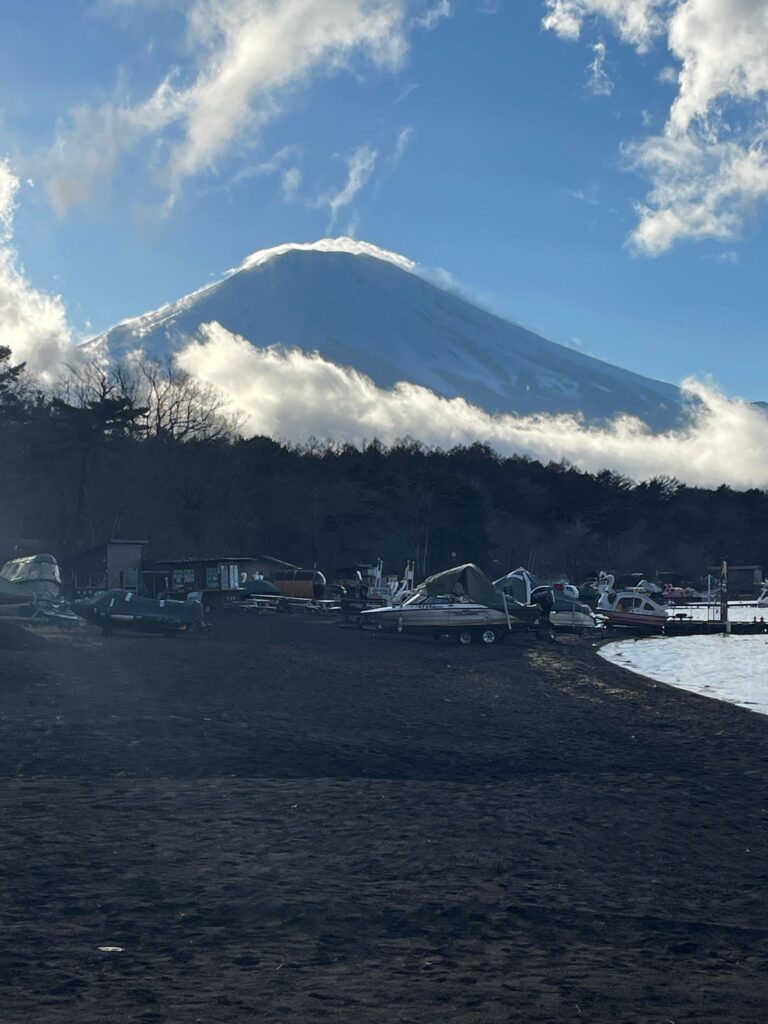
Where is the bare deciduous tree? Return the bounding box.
[57,354,240,442]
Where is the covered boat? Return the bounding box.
[360,563,539,644]
[0,575,25,604]
[0,553,78,624]
[496,567,598,633]
[74,590,205,634]
[494,566,537,604]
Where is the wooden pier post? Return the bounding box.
[719,559,730,634]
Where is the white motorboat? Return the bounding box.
[361,592,514,644]
[597,574,669,629]
[361,563,539,644]
[757,585,768,608]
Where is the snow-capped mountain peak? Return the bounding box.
[235,236,418,276]
[87,238,685,430]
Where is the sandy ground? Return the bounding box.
[1,614,767,1023]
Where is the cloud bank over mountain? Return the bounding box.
[2,164,765,491]
[178,322,768,489]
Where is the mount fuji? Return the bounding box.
[88,238,684,430]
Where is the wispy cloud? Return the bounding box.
[0,158,73,379]
[226,145,302,188]
[177,323,768,489]
[393,126,415,166]
[394,82,419,103]
[43,0,410,214]
[323,145,379,227]
[545,0,768,255]
[585,41,613,97]
[413,0,452,30]
[563,185,599,205]
[281,166,302,201]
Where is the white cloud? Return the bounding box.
[667,0,768,132]
[45,0,409,212]
[625,130,768,254]
[0,159,73,380]
[586,40,614,96]
[323,145,378,226]
[542,0,667,51]
[545,0,768,254]
[413,0,451,29]
[176,323,768,490]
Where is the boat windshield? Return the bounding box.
[402,592,468,607]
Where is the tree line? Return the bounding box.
[1,346,765,585]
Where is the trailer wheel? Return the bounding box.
[457,630,473,645]
[478,628,501,645]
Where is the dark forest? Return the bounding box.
[1,346,765,583]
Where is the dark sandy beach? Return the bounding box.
[1,614,767,1023]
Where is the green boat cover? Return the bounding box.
[420,563,540,623]
[0,575,28,602]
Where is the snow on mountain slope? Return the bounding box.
[88,238,684,429]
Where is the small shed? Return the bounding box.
[707,564,764,596]
[60,540,148,595]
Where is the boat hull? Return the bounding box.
[601,610,668,629]
[361,604,510,634]
[550,609,600,631]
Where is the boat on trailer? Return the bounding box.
[361,563,539,644]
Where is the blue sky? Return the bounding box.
[1,0,766,401]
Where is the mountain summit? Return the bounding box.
[89,238,683,429]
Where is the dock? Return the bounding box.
[606,618,768,637]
